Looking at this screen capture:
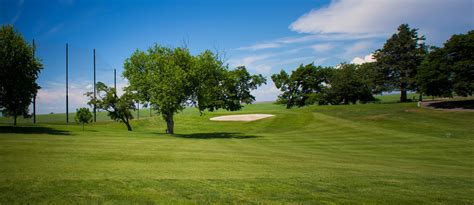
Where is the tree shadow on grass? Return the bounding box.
[0,126,71,135]
[428,100,474,110]
[173,132,259,139]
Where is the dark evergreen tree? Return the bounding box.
[374,24,427,102]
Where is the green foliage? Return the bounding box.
[325,64,376,105]
[271,63,330,108]
[86,82,135,131]
[417,30,474,97]
[373,24,427,102]
[0,25,42,125]
[272,63,376,108]
[74,107,92,131]
[123,44,265,134]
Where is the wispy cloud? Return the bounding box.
[36,79,129,114]
[343,41,377,59]
[289,0,473,45]
[237,42,282,51]
[311,43,335,52]
[11,0,24,24]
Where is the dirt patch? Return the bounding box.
[360,114,391,120]
[210,114,275,122]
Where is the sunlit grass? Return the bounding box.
[0,95,473,203]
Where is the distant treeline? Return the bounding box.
[272,24,473,108]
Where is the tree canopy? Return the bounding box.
[417,30,474,97]
[272,63,376,108]
[75,108,93,131]
[86,82,135,131]
[123,44,266,134]
[0,25,42,125]
[373,24,427,102]
[271,63,330,108]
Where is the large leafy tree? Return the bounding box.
[271,63,330,108]
[0,25,42,125]
[325,64,376,105]
[123,44,265,134]
[373,24,427,102]
[86,82,136,131]
[417,30,474,97]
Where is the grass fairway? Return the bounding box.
[0,100,473,203]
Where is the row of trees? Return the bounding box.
[82,46,267,133]
[0,25,266,133]
[1,23,471,132]
[273,24,473,108]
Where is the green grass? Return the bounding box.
[0,97,473,204]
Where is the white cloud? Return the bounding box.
[289,0,473,45]
[351,53,375,65]
[35,79,128,114]
[237,42,282,51]
[311,43,335,52]
[251,80,280,102]
[344,41,376,58]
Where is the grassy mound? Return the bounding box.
[0,98,473,203]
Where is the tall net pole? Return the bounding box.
[66,43,69,124]
[32,39,36,124]
[93,49,96,122]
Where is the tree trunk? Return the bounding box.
[121,117,132,131]
[400,84,407,102]
[14,113,17,126]
[166,112,174,134]
[124,120,132,131]
[82,123,84,131]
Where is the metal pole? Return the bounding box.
[137,102,139,120]
[149,102,151,117]
[93,49,96,122]
[66,43,69,124]
[33,39,36,124]
[114,68,116,92]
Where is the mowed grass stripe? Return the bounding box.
[0,100,473,203]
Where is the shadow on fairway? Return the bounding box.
[428,100,474,110]
[173,132,259,139]
[0,126,71,135]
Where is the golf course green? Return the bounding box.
[0,96,473,204]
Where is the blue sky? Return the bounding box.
[1,0,473,114]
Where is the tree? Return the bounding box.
[271,63,330,108]
[75,108,92,131]
[417,30,474,97]
[357,62,386,95]
[272,63,377,108]
[123,44,265,134]
[444,30,474,96]
[373,24,427,102]
[0,25,42,125]
[326,64,376,105]
[86,82,135,131]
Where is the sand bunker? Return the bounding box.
[210,114,275,122]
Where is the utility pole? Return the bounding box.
[32,39,36,124]
[66,43,69,124]
[93,49,96,122]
